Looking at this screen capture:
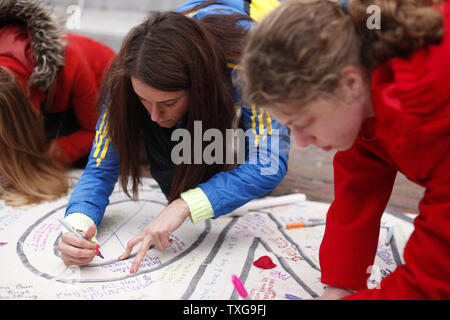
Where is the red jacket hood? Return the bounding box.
[0,24,44,113]
[0,24,34,73]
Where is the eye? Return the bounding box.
[294,122,309,131]
[138,97,150,106]
[162,101,176,107]
[296,117,314,130]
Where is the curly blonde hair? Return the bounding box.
[242,0,444,107]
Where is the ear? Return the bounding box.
[337,66,367,104]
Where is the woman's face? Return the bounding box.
[267,66,374,152]
[269,94,373,152]
[131,77,189,128]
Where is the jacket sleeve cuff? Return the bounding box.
[63,213,99,244]
[180,187,214,224]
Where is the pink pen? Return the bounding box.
[231,274,250,300]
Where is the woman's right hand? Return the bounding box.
[58,224,100,266]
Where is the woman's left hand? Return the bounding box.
[118,198,191,274]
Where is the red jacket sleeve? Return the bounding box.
[343,148,450,299]
[52,57,99,164]
[325,1,450,299]
[52,35,114,164]
[319,138,397,290]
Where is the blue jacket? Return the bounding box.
[65,0,289,225]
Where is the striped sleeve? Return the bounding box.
[246,0,281,21]
[197,98,291,218]
[92,105,112,167]
[65,97,120,226]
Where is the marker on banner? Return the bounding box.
[58,218,104,259]
[286,219,326,229]
[231,274,250,300]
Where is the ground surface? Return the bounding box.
[271,146,424,214]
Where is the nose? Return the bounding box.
[293,129,315,148]
[149,105,164,123]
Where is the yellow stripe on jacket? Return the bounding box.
[93,107,111,167]
[251,104,259,147]
[248,0,280,21]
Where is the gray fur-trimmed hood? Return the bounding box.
[0,0,65,91]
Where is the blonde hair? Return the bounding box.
[242,0,444,107]
[0,67,68,206]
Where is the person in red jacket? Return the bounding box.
[242,0,450,299]
[0,0,115,206]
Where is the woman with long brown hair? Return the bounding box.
[242,0,449,299]
[59,0,291,272]
[0,0,115,206]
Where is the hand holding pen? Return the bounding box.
[58,218,103,266]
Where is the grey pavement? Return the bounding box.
[44,0,186,51]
